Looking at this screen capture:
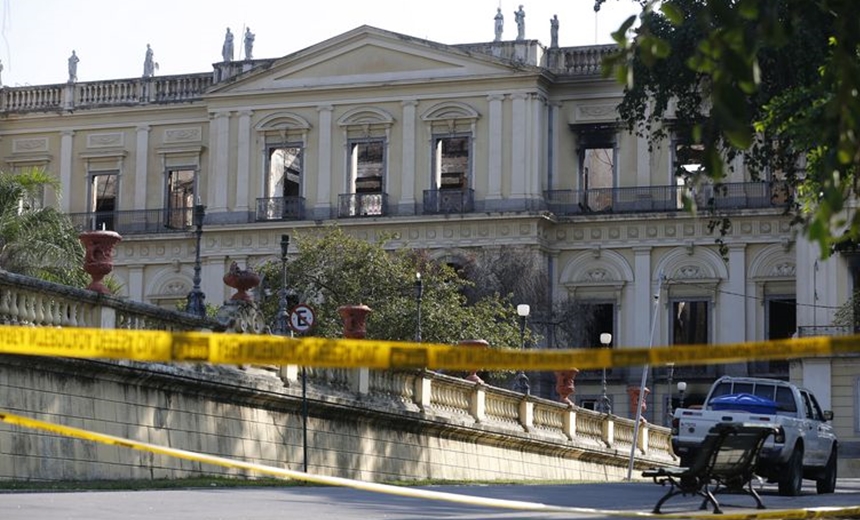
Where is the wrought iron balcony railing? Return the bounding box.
[68,208,199,235]
[544,181,792,216]
[255,196,306,221]
[797,326,854,337]
[422,188,475,214]
[337,192,388,218]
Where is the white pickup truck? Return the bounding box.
[672,376,837,496]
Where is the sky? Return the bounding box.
[0,0,639,87]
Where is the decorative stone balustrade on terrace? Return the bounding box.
[0,268,675,474]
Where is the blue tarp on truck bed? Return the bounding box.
[709,393,778,414]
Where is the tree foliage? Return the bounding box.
[601,0,860,257]
[0,168,88,286]
[256,226,526,349]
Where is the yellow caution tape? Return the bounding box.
[0,325,858,370]
[2,409,859,519]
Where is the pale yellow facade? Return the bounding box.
[1,26,858,466]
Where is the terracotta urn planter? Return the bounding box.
[628,385,651,421]
[223,261,261,302]
[78,230,122,294]
[338,304,373,339]
[459,339,489,384]
[554,368,580,405]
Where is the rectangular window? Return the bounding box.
[578,302,615,380]
[267,146,303,198]
[576,126,616,211]
[757,297,795,376]
[12,166,45,213]
[672,300,709,344]
[351,140,384,193]
[90,172,117,230]
[166,169,195,229]
[673,139,708,209]
[342,139,386,217]
[434,135,470,190]
[671,299,711,377]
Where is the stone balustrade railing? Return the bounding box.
[544,44,616,75]
[0,268,674,466]
[0,269,217,331]
[295,366,670,460]
[0,73,215,114]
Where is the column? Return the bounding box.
[547,102,560,191]
[633,247,653,348]
[235,110,253,213]
[487,94,504,200]
[134,125,150,209]
[510,93,527,199]
[316,105,334,217]
[527,94,543,199]
[636,134,650,187]
[722,244,748,375]
[208,111,230,213]
[59,130,74,212]
[400,100,418,213]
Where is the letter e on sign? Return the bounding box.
[289,304,316,333]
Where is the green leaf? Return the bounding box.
[660,2,684,25]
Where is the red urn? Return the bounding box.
[628,385,651,420]
[554,368,580,406]
[338,304,373,339]
[79,230,122,294]
[223,261,261,302]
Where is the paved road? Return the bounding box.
[3,480,860,519]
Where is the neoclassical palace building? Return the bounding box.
[0,24,854,431]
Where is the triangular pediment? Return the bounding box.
[211,26,528,94]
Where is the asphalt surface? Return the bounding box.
[3,479,860,519]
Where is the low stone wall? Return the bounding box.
[0,355,674,483]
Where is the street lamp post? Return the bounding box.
[273,235,290,335]
[414,272,423,342]
[513,304,531,394]
[599,332,612,414]
[186,202,206,318]
[677,381,687,410]
[666,362,675,426]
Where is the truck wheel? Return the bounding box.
[816,449,837,494]
[778,446,804,496]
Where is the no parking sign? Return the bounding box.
[288,304,316,333]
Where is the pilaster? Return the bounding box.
[235,110,253,213]
[208,111,231,213]
[400,100,418,213]
[134,125,150,209]
[316,105,334,216]
[510,93,527,198]
[59,130,74,213]
[487,94,505,200]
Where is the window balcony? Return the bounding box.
[68,208,199,235]
[422,188,475,214]
[255,196,306,221]
[544,181,792,216]
[338,192,388,218]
